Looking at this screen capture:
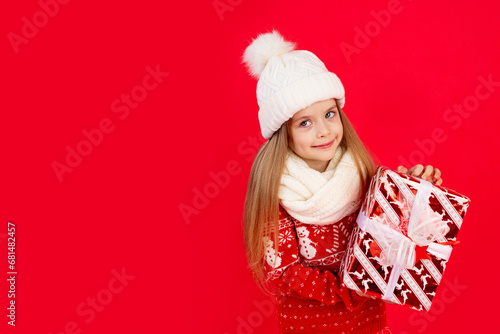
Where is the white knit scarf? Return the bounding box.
[278,145,365,225]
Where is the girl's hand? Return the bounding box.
[355,290,396,304]
[397,164,443,186]
[355,290,376,299]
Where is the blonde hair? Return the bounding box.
[243,101,379,295]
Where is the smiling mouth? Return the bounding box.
[313,139,334,148]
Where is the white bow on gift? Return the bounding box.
[356,177,455,301]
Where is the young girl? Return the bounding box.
[241,29,443,334]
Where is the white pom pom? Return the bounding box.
[241,29,296,79]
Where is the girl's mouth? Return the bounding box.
[313,139,334,149]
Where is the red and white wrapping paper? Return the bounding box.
[340,166,470,312]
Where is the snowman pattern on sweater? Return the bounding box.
[264,205,359,281]
[296,226,317,259]
[294,212,355,268]
[263,206,388,334]
[264,237,282,268]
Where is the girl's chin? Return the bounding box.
[312,148,337,159]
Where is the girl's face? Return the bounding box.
[288,98,343,173]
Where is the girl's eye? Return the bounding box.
[300,120,311,127]
[326,110,336,118]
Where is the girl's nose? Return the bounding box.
[316,120,331,138]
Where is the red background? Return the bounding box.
[1,0,499,333]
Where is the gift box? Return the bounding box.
[340,166,470,312]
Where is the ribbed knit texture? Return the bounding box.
[276,292,387,334]
[278,146,365,225]
[257,56,346,139]
[264,206,387,333]
[242,30,346,139]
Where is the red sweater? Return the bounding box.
[263,205,387,334]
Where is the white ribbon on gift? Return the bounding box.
[356,177,453,301]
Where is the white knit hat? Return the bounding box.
[241,29,346,140]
